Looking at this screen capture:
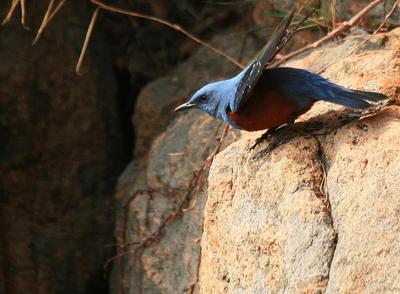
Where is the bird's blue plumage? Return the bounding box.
[180,66,386,130]
[174,8,387,132]
[260,67,386,110]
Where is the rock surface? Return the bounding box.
[200,28,400,293]
[111,31,254,293]
[112,112,225,293]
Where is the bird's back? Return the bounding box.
[227,67,386,131]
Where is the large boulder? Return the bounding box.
[200,28,400,293]
[111,31,257,293]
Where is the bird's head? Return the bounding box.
[174,80,234,119]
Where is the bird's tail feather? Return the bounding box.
[268,67,388,110]
[329,86,387,109]
[351,89,387,102]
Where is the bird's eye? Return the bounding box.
[200,95,208,102]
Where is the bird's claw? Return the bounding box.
[253,131,296,159]
[254,144,274,158]
[249,127,279,151]
[251,122,319,159]
[250,133,269,151]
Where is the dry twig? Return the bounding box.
[76,7,100,75]
[331,0,337,29]
[274,0,385,66]
[33,0,67,45]
[2,0,19,26]
[104,169,204,271]
[2,0,28,28]
[318,0,399,74]
[20,0,28,29]
[187,243,202,294]
[90,0,244,69]
[206,124,230,167]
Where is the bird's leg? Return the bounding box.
[249,127,279,151]
[249,122,293,151]
[254,127,300,158]
[250,118,296,156]
[254,114,339,158]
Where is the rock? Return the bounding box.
[112,112,234,293]
[324,108,400,293]
[111,29,256,294]
[200,28,400,293]
[201,135,337,293]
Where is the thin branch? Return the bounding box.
[317,0,399,74]
[187,243,202,294]
[205,124,229,167]
[76,7,100,75]
[33,0,67,45]
[2,0,20,26]
[331,0,337,29]
[103,170,203,271]
[20,0,28,29]
[103,122,230,284]
[90,0,244,69]
[274,0,385,66]
[383,0,388,20]
[307,17,332,30]
[33,0,54,44]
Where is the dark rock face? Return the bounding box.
[0,3,131,294]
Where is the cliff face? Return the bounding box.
[111,32,257,294]
[112,26,400,293]
[200,28,400,293]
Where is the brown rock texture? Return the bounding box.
[111,32,255,294]
[200,28,400,293]
[112,112,227,294]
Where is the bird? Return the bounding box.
[174,8,387,155]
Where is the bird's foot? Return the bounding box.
[253,128,299,158]
[299,121,331,136]
[251,121,328,159]
[249,127,278,151]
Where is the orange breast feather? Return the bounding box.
[228,89,312,131]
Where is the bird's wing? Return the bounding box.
[230,7,311,113]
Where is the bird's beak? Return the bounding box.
[174,102,196,112]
